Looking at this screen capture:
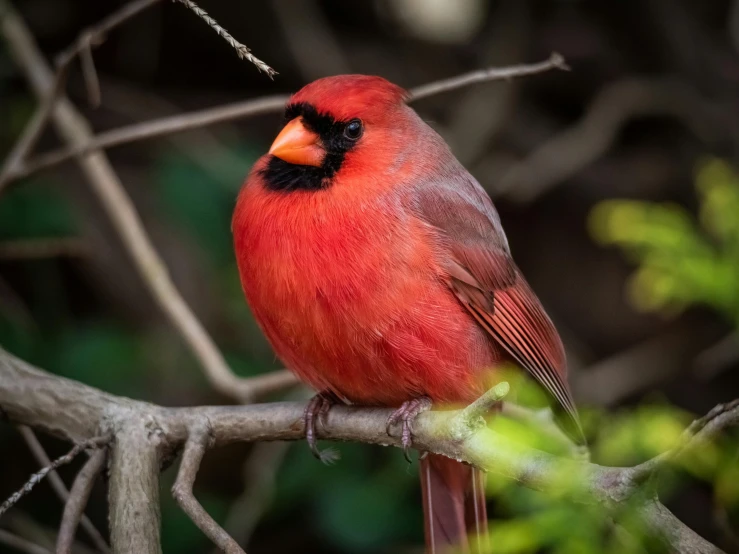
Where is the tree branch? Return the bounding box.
[0,0,160,189]
[494,78,720,203]
[1,54,569,184]
[108,421,163,554]
[56,449,107,554]
[0,529,51,554]
[0,346,729,554]
[0,238,90,259]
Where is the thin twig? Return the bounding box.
[2,53,568,184]
[79,36,101,107]
[0,103,56,189]
[172,422,245,554]
[56,449,107,554]
[0,238,90,259]
[0,436,108,518]
[18,427,110,553]
[55,0,160,70]
[408,51,569,101]
[173,0,276,78]
[0,529,51,554]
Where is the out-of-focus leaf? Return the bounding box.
[593,404,689,467]
[589,157,739,321]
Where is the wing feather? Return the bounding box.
[411,173,584,443]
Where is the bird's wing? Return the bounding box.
[411,174,584,442]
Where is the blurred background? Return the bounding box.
[1,0,738,552]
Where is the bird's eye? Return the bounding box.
[343,119,363,140]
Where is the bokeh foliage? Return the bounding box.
[589,158,739,324]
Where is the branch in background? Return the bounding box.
[0,348,730,554]
[695,332,739,380]
[18,427,110,553]
[494,79,721,203]
[0,238,90,259]
[1,53,568,185]
[0,436,108,518]
[3,511,97,554]
[0,0,160,189]
[0,530,51,554]
[409,51,568,101]
[52,0,161,106]
[174,0,276,78]
[219,441,292,549]
[78,36,101,107]
[56,449,107,554]
[573,323,718,407]
[0,0,296,403]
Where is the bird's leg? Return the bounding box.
[386,396,433,461]
[304,392,340,464]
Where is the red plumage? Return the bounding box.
[233,74,582,552]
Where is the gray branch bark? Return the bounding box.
[0,347,728,554]
[108,420,163,554]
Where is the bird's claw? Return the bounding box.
[386,397,432,462]
[304,393,340,464]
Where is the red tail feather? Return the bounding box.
[420,454,488,553]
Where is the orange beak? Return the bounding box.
[268,117,324,167]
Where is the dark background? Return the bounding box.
[1,0,738,552]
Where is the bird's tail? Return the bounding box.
[420,453,488,553]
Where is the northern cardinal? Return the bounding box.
[233,75,583,552]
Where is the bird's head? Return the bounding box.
[260,75,411,192]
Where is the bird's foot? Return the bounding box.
[386,397,433,462]
[304,392,340,464]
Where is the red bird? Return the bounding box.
[233,75,583,552]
